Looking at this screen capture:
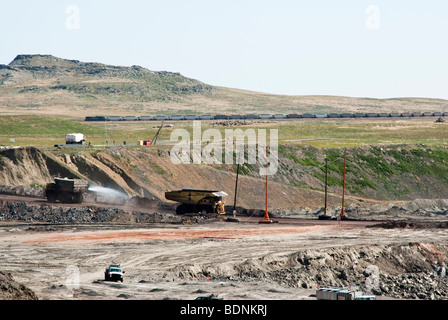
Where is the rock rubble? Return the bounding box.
[174,243,448,300]
[0,200,205,224]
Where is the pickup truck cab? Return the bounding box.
[105,264,124,282]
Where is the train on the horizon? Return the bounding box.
[85,111,448,122]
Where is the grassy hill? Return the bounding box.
[1,54,447,118]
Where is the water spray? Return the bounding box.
[88,185,130,204]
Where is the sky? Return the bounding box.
[1,0,447,99]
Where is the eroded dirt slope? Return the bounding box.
[0,271,38,300]
[0,146,342,210]
[3,144,448,211]
[173,242,448,300]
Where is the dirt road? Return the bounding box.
[1,215,448,300]
[1,193,448,300]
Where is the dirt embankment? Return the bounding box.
[273,144,448,201]
[3,144,448,211]
[0,271,38,300]
[0,147,80,186]
[173,243,448,300]
[0,146,341,210]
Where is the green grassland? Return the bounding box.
[0,115,165,146]
[1,116,448,148]
[275,143,448,200]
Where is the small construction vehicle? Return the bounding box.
[165,189,228,215]
[104,264,124,282]
[195,294,223,300]
[45,177,89,204]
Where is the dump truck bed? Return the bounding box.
[54,178,88,193]
[165,189,228,205]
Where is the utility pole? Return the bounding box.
[324,156,328,216]
[319,156,331,220]
[151,121,164,145]
[260,146,274,224]
[233,163,240,215]
[105,121,108,145]
[340,147,348,219]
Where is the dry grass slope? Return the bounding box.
[1,54,447,118]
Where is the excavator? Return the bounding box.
[165,189,228,215]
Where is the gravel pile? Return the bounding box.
[379,272,448,300]
[174,243,448,300]
[273,198,448,220]
[0,184,44,198]
[0,200,205,224]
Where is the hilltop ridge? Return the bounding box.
[9,54,83,67]
[0,54,447,117]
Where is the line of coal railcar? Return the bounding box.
[85,111,448,122]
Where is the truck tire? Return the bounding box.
[74,193,84,204]
[46,191,57,203]
[61,192,74,203]
[176,204,188,215]
[198,205,213,214]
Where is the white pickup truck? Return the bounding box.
[104,265,124,282]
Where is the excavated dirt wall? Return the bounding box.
[3,144,448,211]
[0,146,343,210]
[173,243,448,300]
[0,271,38,300]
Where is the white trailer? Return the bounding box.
[65,133,85,145]
[316,286,375,300]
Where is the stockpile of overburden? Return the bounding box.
[0,200,205,224]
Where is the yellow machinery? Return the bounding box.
[165,189,228,215]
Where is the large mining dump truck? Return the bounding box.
[165,189,228,215]
[45,177,89,204]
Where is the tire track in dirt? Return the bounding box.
[22,225,338,245]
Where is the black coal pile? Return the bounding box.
[0,184,44,198]
[0,200,205,224]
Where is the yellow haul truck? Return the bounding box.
[165,189,228,215]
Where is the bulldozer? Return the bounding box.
[165,189,228,215]
[45,177,89,204]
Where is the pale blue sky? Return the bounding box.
[1,1,447,99]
